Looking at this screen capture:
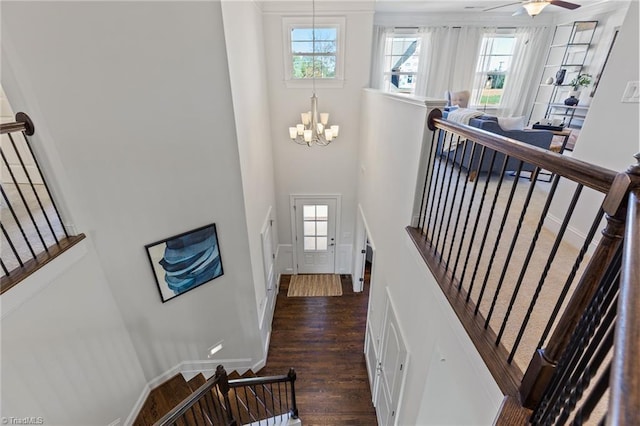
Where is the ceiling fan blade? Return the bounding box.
[550,0,581,9]
[483,1,523,12]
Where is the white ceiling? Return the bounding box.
[257,0,610,16]
[373,0,606,14]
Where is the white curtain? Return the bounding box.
[370,26,393,90]
[499,26,550,117]
[420,26,482,99]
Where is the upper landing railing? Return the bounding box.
[0,113,84,293]
[407,108,639,424]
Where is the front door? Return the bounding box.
[294,198,337,274]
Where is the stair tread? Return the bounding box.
[133,374,195,426]
[241,370,257,379]
[188,373,207,392]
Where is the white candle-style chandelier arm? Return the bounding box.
[288,93,339,147]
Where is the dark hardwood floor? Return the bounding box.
[258,271,378,425]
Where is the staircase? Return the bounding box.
[134,366,300,426]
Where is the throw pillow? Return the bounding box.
[497,116,526,131]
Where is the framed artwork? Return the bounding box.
[145,223,224,302]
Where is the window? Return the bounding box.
[291,27,337,78]
[472,34,516,107]
[382,31,422,94]
[303,204,329,251]
[283,17,345,88]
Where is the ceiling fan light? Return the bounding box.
[522,1,550,16]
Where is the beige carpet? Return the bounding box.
[287,274,343,297]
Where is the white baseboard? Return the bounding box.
[276,244,293,274]
[544,214,599,256]
[124,385,151,426]
[337,244,352,274]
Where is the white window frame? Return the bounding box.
[471,30,517,108]
[282,16,346,89]
[381,28,422,95]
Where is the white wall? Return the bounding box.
[1,0,263,386]
[568,1,637,170]
[221,0,279,355]
[262,3,375,274]
[358,90,503,425]
[1,243,148,425]
[546,1,638,240]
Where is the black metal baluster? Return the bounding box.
[477,160,524,322]
[1,185,37,260]
[0,258,9,276]
[0,147,48,251]
[439,139,471,263]
[7,133,59,244]
[507,184,584,360]
[495,173,562,346]
[533,262,619,424]
[425,131,449,241]
[1,222,24,268]
[486,166,540,329]
[277,382,283,420]
[269,383,275,419]
[536,208,606,350]
[445,141,479,269]
[430,133,458,245]
[555,321,616,425]
[418,129,440,231]
[453,147,494,288]
[469,155,510,307]
[17,126,69,239]
[570,363,611,426]
[434,135,464,258]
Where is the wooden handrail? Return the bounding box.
[153,366,225,426]
[608,182,640,424]
[430,114,617,193]
[0,112,35,136]
[228,372,294,388]
[153,365,298,426]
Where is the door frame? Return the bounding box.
[353,204,375,292]
[290,194,341,275]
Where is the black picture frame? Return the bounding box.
[145,223,224,303]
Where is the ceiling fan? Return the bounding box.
[484,0,581,17]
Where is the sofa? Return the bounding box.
[440,113,554,179]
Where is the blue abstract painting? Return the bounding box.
[145,224,224,302]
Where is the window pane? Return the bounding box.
[383,34,421,95]
[316,205,328,220]
[316,221,328,236]
[492,37,516,55]
[304,221,316,236]
[316,237,328,251]
[472,35,516,106]
[292,41,315,54]
[291,28,314,41]
[303,205,316,220]
[304,237,316,251]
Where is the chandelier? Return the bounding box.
[288,0,339,147]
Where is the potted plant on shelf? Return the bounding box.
[565,73,592,106]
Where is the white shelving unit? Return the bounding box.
[529,21,598,129]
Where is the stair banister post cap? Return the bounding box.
[288,368,297,380]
